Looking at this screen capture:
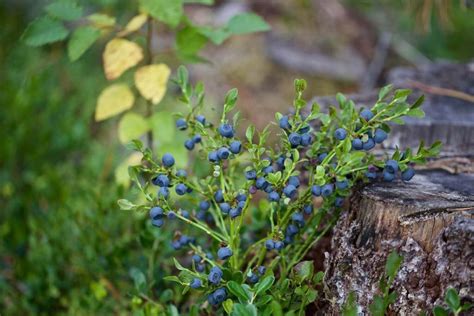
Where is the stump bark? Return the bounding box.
[323,170,474,314]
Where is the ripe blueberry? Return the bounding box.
[288,176,300,188]
[229,141,242,154]
[245,170,257,180]
[335,128,347,141]
[192,254,202,263]
[190,278,202,289]
[229,207,242,219]
[288,133,302,148]
[152,218,164,227]
[362,138,375,151]
[208,266,223,285]
[303,204,313,215]
[275,241,284,251]
[158,187,169,199]
[218,123,234,138]
[175,183,188,195]
[196,115,206,125]
[208,151,219,163]
[214,190,224,203]
[311,185,322,196]
[321,183,334,197]
[286,224,299,236]
[279,115,291,130]
[401,168,415,181]
[374,128,387,144]
[256,177,269,190]
[168,211,176,220]
[335,197,344,207]
[247,272,259,284]
[257,266,266,275]
[301,133,312,146]
[176,118,187,130]
[263,166,274,175]
[292,212,304,227]
[318,153,328,162]
[217,246,233,260]
[383,170,395,182]
[352,138,363,150]
[199,200,211,211]
[265,239,275,250]
[385,159,399,173]
[162,153,175,168]
[366,171,377,180]
[219,203,231,215]
[283,184,297,198]
[212,288,227,305]
[236,193,247,202]
[153,174,170,187]
[336,179,349,190]
[360,109,374,121]
[181,210,190,218]
[176,169,187,178]
[192,134,202,143]
[149,206,164,220]
[217,147,230,160]
[268,191,280,202]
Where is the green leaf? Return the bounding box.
[378,84,393,101]
[369,296,385,316]
[341,292,358,316]
[117,199,135,210]
[45,1,83,21]
[227,281,250,303]
[227,13,270,35]
[87,13,116,28]
[445,288,460,311]
[254,276,274,297]
[433,306,449,316]
[198,26,232,45]
[67,26,101,61]
[293,261,314,284]
[129,267,147,293]
[385,251,403,280]
[407,107,425,118]
[176,25,208,57]
[150,112,176,145]
[118,112,150,144]
[173,258,185,271]
[232,303,257,316]
[246,125,255,142]
[224,88,239,113]
[22,17,69,47]
[223,299,234,314]
[163,276,182,284]
[410,95,425,109]
[140,0,183,28]
[270,301,283,316]
[184,0,214,4]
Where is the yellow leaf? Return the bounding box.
[103,38,143,80]
[118,14,148,37]
[118,112,149,144]
[115,152,143,187]
[95,84,135,121]
[134,64,171,104]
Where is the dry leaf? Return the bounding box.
[118,14,148,37]
[134,64,171,104]
[103,38,143,80]
[95,84,135,121]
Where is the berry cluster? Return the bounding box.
[124,68,440,313]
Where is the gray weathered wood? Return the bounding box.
[323,170,474,314]
[310,62,474,156]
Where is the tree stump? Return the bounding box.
[323,170,474,314]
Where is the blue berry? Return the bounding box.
[214,190,224,203]
[288,176,300,188]
[257,266,266,275]
[263,166,274,174]
[229,207,242,219]
[176,118,187,130]
[401,168,415,181]
[237,201,246,210]
[192,134,202,143]
[318,153,328,162]
[153,174,170,187]
[219,203,231,215]
[289,133,302,148]
[336,179,349,190]
[352,138,363,150]
[196,115,206,125]
[167,211,176,220]
[360,109,374,121]
[184,139,195,150]
[374,128,387,144]
[149,206,164,220]
[171,240,181,250]
[245,170,257,180]
[212,288,227,305]
[311,185,322,196]
[268,191,280,202]
[249,186,257,194]
[206,252,214,260]
[366,171,377,180]
[256,177,269,190]
[175,183,188,195]
[190,278,202,289]
[218,123,234,138]
[265,239,275,250]
[162,153,175,168]
[192,254,202,263]
[283,184,297,198]
[276,156,285,169]
[264,184,274,194]
[298,125,310,134]
[152,218,164,227]
[176,169,187,178]
[335,197,344,207]
[335,128,347,141]
[217,147,230,160]
[208,266,223,285]
[291,212,304,227]
[275,241,284,251]
[217,246,233,260]
[158,187,169,199]
[196,263,205,272]
[362,138,375,151]
[303,204,313,215]
[236,193,247,202]
[199,200,211,211]
[284,235,294,244]
[279,115,291,130]
[385,159,399,173]
[286,224,299,236]
[181,210,190,218]
[196,210,206,221]
[321,183,334,197]
[383,170,395,182]
[301,133,312,146]
[208,151,219,163]
[229,141,242,154]
[248,272,259,284]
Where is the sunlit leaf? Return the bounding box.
[139,0,183,28]
[87,13,116,28]
[95,84,135,121]
[103,38,143,80]
[115,152,143,186]
[118,14,148,36]
[118,112,149,144]
[134,64,171,104]
[67,26,101,61]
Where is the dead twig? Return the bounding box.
[407,80,474,103]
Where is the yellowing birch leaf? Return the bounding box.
[103,38,143,80]
[118,14,148,37]
[115,152,143,187]
[118,112,149,144]
[134,64,171,104]
[95,84,134,121]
